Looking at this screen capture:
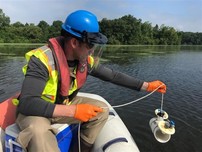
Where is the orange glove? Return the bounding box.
[74,104,103,122]
[147,80,166,94]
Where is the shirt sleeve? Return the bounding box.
[89,64,144,91]
[17,56,56,118]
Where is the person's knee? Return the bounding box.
[29,124,51,136]
[25,117,52,137]
[98,102,109,121]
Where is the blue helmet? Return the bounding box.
[62,10,107,44]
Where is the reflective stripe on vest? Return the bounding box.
[22,45,58,103]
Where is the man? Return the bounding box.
[16,10,166,152]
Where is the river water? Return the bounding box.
[0,45,202,152]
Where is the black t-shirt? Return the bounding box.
[17,56,143,117]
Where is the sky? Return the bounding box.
[0,0,202,32]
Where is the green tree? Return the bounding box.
[153,24,160,44]
[181,32,202,45]
[3,26,26,42]
[99,18,118,44]
[141,21,154,44]
[38,20,50,42]
[12,21,24,28]
[48,20,62,38]
[0,9,10,28]
[120,15,141,44]
[0,9,10,42]
[158,25,180,45]
[23,24,43,43]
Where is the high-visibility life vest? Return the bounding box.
[22,37,94,104]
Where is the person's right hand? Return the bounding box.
[74,104,103,122]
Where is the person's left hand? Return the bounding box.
[146,80,166,94]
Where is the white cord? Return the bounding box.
[102,84,165,109]
[160,93,164,112]
[78,123,81,152]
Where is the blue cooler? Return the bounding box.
[5,123,73,152]
[52,124,73,152]
[5,124,24,152]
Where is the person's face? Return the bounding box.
[74,40,94,64]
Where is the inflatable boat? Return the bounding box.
[0,92,140,152]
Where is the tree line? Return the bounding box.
[0,9,202,45]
